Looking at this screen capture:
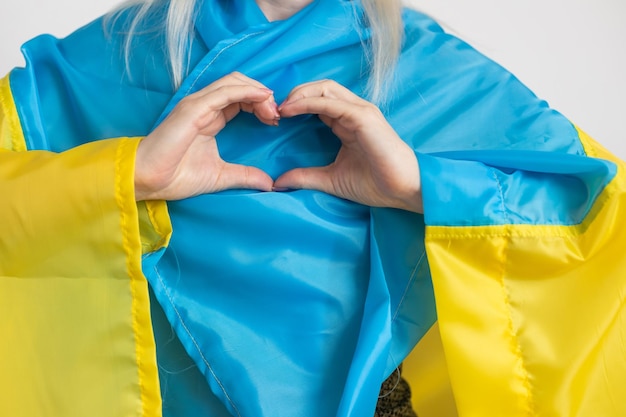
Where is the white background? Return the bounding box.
[1,0,624,158]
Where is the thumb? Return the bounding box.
[273,166,333,193]
[218,163,274,192]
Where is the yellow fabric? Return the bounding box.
[423,131,626,416]
[0,75,26,151]
[0,75,171,417]
[138,200,172,254]
[405,323,458,417]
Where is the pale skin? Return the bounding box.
[134,1,423,213]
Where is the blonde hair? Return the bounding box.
[360,0,404,103]
[107,0,404,103]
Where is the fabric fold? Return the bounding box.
[3,1,625,415]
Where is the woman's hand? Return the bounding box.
[275,80,423,213]
[134,72,279,201]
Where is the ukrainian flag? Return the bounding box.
[1,0,625,416]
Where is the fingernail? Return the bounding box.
[272,186,291,192]
[267,94,280,119]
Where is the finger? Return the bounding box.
[171,85,273,132]
[279,79,363,109]
[217,162,275,192]
[228,71,270,89]
[221,100,279,126]
[279,95,370,130]
[240,96,280,125]
[202,84,274,112]
[175,85,272,120]
[198,72,280,123]
[273,166,334,194]
[195,71,269,96]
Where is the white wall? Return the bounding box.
[407,0,626,159]
[0,0,121,70]
[1,0,624,158]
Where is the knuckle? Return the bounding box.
[213,84,227,94]
[227,71,244,82]
[212,84,237,100]
[319,79,336,96]
[361,102,382,117]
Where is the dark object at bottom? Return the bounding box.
[374,365,418,417]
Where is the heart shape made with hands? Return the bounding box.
[135,76,422,213]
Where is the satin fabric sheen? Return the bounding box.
[4,0,625,416]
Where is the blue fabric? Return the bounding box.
[418,150,616,226]
[7,0,616,416]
